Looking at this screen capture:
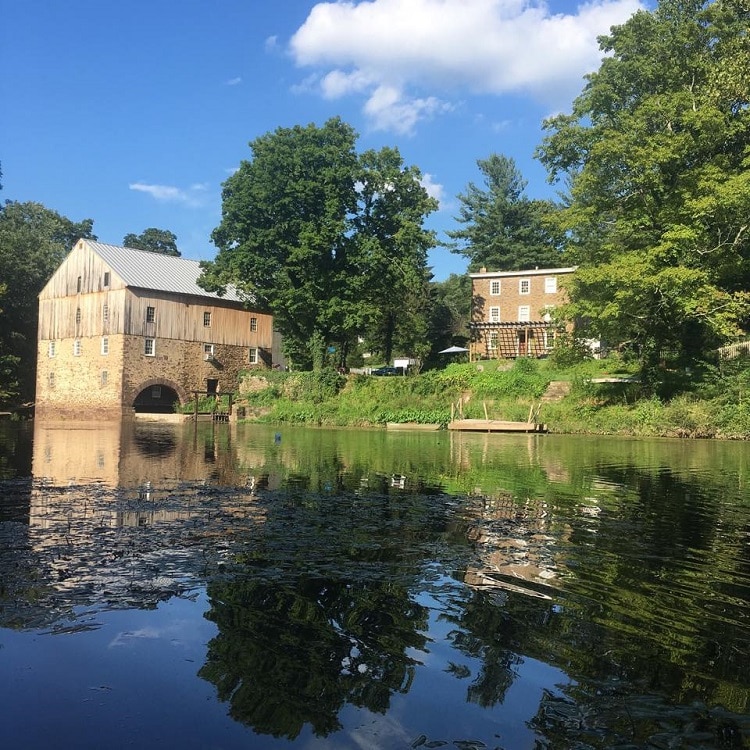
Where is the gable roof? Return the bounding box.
[84,240,244,302]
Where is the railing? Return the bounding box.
[718,340,750,359]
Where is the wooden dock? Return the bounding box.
[448,419,547,433]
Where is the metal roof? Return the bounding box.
[85,240,244,302]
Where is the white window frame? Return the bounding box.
[250,317,258,332]
[518,305,531,322]
[48,341,56,358]
[519,278,531,295]
[75,307,82,324]
[544,329,556,350]
[488,332,498,351]
[248,347,259,365]
[101,370,108,386]
[101,337,109,355]
[203,311,212,327]
[103,303,109,323]
[146,306,156,323]
[489,306,501,323]
[73,339,81,356]
[144,338,155,357]
[489,280,501,296]
[48,371,55,389]
[544,276,557,294]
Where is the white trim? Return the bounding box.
[248,346,259,364]
[489,280,501,296]
[48,341,56,358]
[73,339,81,356]
[519,278,531,295]
[518,305,530,322]
[489,306,500,323]
[101,336,109,355]
[544,276,558,293]
[144,338,156,357]
[469,266,577,279]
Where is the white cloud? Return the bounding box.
[225,76,242,86]
[129,182,209,208]
[420,172,445,206]
[289,0,642,132]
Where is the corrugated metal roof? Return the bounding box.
[85,240,244,302]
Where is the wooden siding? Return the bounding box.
[123,291,273,347]
[38,241,127,298]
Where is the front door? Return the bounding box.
[517,330,527,356]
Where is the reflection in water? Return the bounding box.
[0,422,748,747]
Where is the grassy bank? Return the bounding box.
[234,355,750,440]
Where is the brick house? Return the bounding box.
[469,266,576,360]
[36,239,281,418]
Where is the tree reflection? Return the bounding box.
[200,574,427,738]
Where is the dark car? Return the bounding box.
[371,366,401,376]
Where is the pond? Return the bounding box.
[0,419,748,749]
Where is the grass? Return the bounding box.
[233,353,750,439]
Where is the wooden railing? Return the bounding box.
[718,341,750,359]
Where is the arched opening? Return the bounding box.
[132,383,181,414]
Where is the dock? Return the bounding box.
[448,419,547,433]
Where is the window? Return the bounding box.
[518,305,530,322]
[48,341,56,358]
[204,344,215,359]
[103,303,109,322]
[249,347,259,365]
[250,317,258,332]
[488,332,498,351]
[101,337,109,355]
[519,279,530,295]
[103,271,110,287]
[75,307,82,324]
[203,311,212,327]
[151,386,162,398]
[543,304,554,322]
[73,339,81,356]
[489,306,500,323]
[48,372,55,389]
[146,306,156,323]
[144,338,155,356]
[544,329,556,349]
[490,280,501,296]
[101,370,108,386]
[77,276,82,293]
[544,276,557,293]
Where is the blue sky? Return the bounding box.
[2,0,642,280]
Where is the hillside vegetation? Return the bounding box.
[235,354,750,440]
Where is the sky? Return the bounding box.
[2,0,644,281]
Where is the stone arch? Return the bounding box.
[128,378,189,414]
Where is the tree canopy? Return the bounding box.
[123,228,180,256]
[0,201,96,403]
[448,154,564,272]
[536,0,750,378]
[201,118,437,369]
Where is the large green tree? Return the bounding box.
[123,227,180,256]
[536,0,750,379]
[352,147,438,364]
[448,154,564,272]
[0,201,96,403]
[201,118,437,369]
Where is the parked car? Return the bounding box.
[371,366,401,376]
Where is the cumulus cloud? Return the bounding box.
[420,172,445,206]
[289,0,642,132]
[129,182,209,208]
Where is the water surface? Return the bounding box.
[1,419,748,749]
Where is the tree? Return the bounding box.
[201,118,437,370]
[352,147,438,364]
[0,201,96,403]
[123,228,180,256]
[536,0,750,380]
[448,154,564,272]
